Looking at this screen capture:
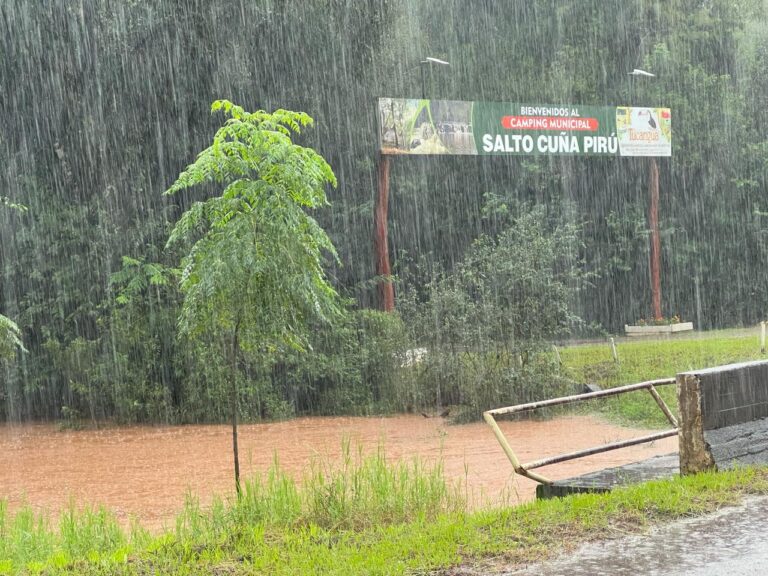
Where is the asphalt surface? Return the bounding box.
[507,496,768,575]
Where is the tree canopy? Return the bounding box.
[166,101,340,352]
[1,0,767,422]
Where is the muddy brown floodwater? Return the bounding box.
[0,414,677,530]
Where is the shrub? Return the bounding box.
[399,206,583,419]
[269,307,410,416]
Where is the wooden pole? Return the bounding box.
[374,154,395,311]
[649,156,662,320]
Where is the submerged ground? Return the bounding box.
[1,414,676,530]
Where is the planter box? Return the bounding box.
[624,322,694,336]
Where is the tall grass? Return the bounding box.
[0,443,463,574]
[0,500,141,573]
[175,441,462,540]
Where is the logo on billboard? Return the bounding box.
[616,107,672,157]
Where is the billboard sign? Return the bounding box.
[378,98,671,157]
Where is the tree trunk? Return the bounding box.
[230,325,241,497]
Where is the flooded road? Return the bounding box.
[0,414,677,529]
[508,496,768,576]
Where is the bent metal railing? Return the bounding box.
[483,378,678,485]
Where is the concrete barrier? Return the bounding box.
[677,360,768,475]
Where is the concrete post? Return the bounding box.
[676,373,716,475]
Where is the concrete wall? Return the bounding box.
[677,360,768,474]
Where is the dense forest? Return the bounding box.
[1,0,767,423]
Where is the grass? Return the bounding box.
[2,460,768,575]
[558,328,765,426]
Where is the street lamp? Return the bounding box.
[628,68,655,77]
[374,57,451,313]
[420,56,450,99]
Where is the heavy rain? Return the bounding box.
[1,1,768,574]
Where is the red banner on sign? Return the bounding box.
[501,116,599,131]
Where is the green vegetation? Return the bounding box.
[2,456,767,575]
[397,205,584,421]
[3,2,768,572]
[0,316,23,362]
[3,1,768,425]
[561,330,763,385]
[0,200,25,362]
[559,330,765,426]
[164,100,342,491]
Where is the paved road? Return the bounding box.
[507,496,768,575]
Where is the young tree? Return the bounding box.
[165,100,340,494]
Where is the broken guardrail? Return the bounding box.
[483,378,678,485]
